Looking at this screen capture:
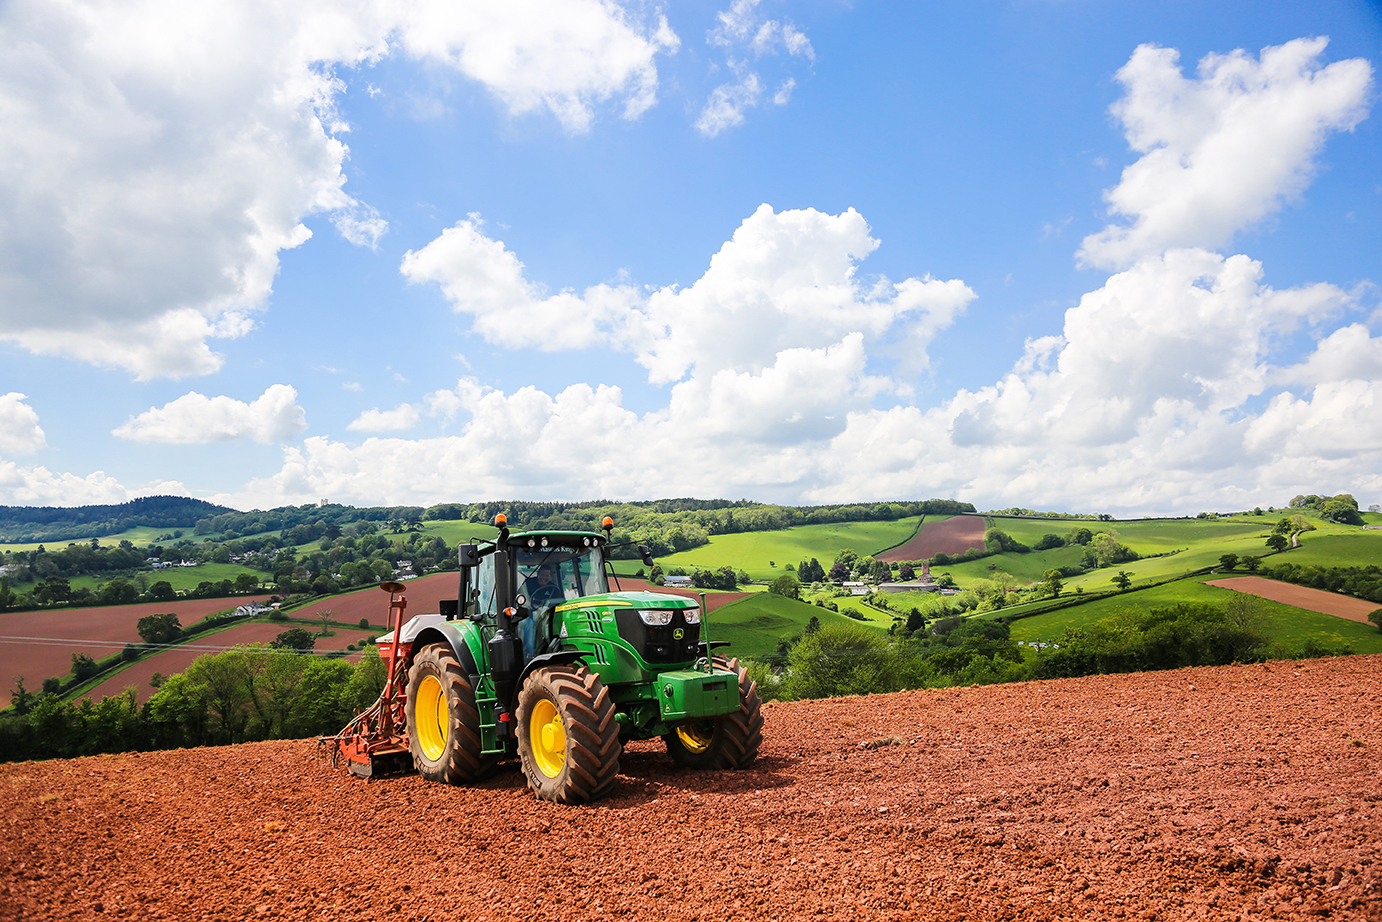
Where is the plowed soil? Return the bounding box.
[879,515,988,563]
[1206,577,1379,625]
[0,596,273,690]
[4,656,1379,921]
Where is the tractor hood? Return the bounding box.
[553,590,700,613]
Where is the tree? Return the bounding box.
[1034,534,1065,551]
[318,609,337,635]
[71,652,100,682]
[649,564,665,586]
[146,580,177,602]
[137,612,182,645]
[270,628,316,652]
[1111,571,1132,591]
[234,573,260,594]
[935,573,956,590]
[1065,526,1093,546]
[1369,609,1382,633]
[828,561,850,582]
[769,572,801,600]
[905,607,926,635]
[899,563,915,581]
[1040,570,1063,598]
[781,623,899,700]
[1218,554,1239,571]
[1242,556,1261,572]
[1265,534,1289,552]
[9,676,34,715]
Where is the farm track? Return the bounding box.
[3,655,1379,921]
[879,515,988,563]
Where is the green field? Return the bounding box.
[0,525,185,554]
[1006,575,1382,654]
[655,517,922,580]
[704,592,879,659]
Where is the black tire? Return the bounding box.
[405,644,497,784]
[516,665,620,804]
[663,656,763,770]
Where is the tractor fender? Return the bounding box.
[398,615,485,689]
[514,650,588,700]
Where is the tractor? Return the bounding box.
[322,515,763,804]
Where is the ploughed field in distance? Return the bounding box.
[3,655,1379,922]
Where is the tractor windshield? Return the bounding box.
[515,543,609,611]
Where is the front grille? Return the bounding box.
[614,609,701,664]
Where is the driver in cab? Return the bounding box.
[524,562,566,612]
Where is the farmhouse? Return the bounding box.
[662,575,694,588]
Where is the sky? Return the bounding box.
[1,0,1379,517]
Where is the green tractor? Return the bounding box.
[325,515,763,804]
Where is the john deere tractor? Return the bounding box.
[325,515,763,804]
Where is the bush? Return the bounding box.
[269,609,288,622]
[357,617,370,629]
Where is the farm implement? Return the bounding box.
[321,515,763,804]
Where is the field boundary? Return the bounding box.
[870,515,926,558]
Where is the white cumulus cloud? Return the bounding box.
[698,0,813,136]
[0,393,47,455]
[1079,37,1372,268]
[0,0,678,379]
[348,404,421,433]
[113,385,308,444]
[405,204,975,388]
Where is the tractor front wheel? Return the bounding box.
[405,644,496,784]
[516,665,620,804]
[664,656,763,770]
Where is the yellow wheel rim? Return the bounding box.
[676,722,715,754]
[415,674,448,761]
[530,698,566,778]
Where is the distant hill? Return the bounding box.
[0,496,234,543]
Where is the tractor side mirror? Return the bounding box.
[638,544,655,568]
[457,544,480,567]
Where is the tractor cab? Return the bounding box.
[467,531,612,666]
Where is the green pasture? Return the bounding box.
[1263,532,1382,568]
[1006,575,1382,654]
[704,592,881,659]
[0,525,184,554]
[814,592,898,629]
[654,517,922,580]
[7,562,271,597]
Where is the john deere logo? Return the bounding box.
[673,628,685,640]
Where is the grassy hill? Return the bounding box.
[654,516,922,580]
[704,593,878,659]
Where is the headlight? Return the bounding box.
[638,609,673,626]
[682,607,701,624]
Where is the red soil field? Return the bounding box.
[1207,577,1380,625]
[0,596,272,690]
[879,514,988,562]
[82,624,378,706]
[4,655,1378,921]
[289,572,462,627]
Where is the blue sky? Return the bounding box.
[1,0,1379,516]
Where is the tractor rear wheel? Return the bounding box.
[405,644,497,784]
[516,665,620,804]
[664,656,763,770]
